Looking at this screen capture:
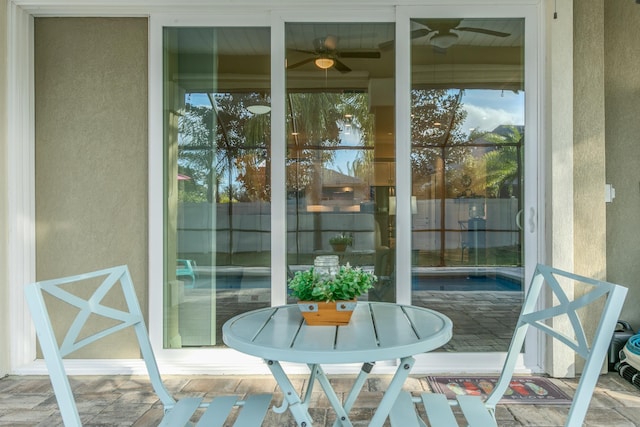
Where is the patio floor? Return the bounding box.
[0,372,639,426]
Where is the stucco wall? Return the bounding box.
[34,18,148,358]
[574,1,606,280]
[0,0,9,376]
[573,0,607,373]
[605,2,640,329]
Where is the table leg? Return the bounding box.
[302,364,318,406]
[311,365,353,427]
[329,362,374,427]
[368,356,416,427]
[265,360,314,427]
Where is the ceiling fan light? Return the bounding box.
[247,104,271,115]
[430,33,458,49]
[314,57,335,69]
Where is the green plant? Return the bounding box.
[288,263,377,302]
[329,233,353,246]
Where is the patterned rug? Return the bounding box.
[426,376,572,404]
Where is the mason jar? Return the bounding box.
[314,255,339,280]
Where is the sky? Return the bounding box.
[460,89,525,134]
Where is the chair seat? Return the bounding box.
[160,394,273,427]
[388,391,421,427]
[389,391,499,427]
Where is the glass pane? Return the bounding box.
[409,18,525,352]
[285,23,396,303]
[163,27,271,348]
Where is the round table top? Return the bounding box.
[222,301,452,364]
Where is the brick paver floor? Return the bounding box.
[1,372,639,426]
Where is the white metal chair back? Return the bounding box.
[487,264,627,425]
[24,265,272,426]
[390,263,628,427]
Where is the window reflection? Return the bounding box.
[164,27,271,347]
[409,18,525,352]
[285,23,396,302]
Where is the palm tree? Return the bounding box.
[476,125,523,199]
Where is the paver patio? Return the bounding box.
[0,372,639,426]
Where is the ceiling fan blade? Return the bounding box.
[287,57,316,69]
[338,51,381,59]
[333,59,351,73]
[378,28,435,50]
[455,27,510,37]
[412,28,436,39]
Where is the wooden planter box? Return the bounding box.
[298,300,357,326]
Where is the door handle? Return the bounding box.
[515,209,523,231]
[528,207,536,233]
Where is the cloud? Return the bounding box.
[462,104,523,134]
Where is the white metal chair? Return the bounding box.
[24,265,272,427]
[390,264,628,427]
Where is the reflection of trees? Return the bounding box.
[476,126,523,198]
[178,93,270,203]
[286,92,374,204]
[179,105,218,202]
[410,89,469,199]
[236,152,269,201]
[409,91,523,202]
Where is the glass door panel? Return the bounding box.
[409,18,525,352]
[163,27,271,347]
[284,23,396,302]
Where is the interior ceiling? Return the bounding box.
[174,19,523,92]
[177,20,522,54]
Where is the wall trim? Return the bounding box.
[7,1,36,373]
[13,352,532,376]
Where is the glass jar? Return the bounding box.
[314,255,339,280]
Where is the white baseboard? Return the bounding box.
[12,352,534,376]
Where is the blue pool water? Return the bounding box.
[186,272,522,292]
[412,275,521,291]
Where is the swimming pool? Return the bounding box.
[412,274,522,291]
[186,271,522,292]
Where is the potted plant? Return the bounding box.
[329,232,353,252]
[288,262,377,326]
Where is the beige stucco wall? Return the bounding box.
[572,0,608,374]
[34,18,148,358]
[574,1,606,280]
[0,0,9,376]
[605,2,640,329]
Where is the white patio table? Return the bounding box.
[222,301,453,427]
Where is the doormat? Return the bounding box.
[426,376,572,404]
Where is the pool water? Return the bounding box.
[185,273,522,292]
[412,275,522,291]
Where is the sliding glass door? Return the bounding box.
[163,26,271,347]
[156,7,538,359]
[408,17,526,352]
[284,22,397,303]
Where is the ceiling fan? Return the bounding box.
[379,19,510,51]
[287,35,381,73]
